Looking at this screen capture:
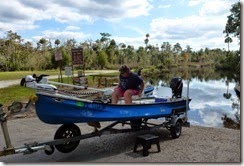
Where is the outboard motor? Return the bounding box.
[137,68,143,76]
[170,77,183,98]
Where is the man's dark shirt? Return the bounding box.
[119,72,143,91]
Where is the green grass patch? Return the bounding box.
[0,70,118,106]
[0,70,118,81]
[0,85,35,106]
[0,76,102,105]
[50,76,73,84]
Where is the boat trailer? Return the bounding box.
[0,97,190,157]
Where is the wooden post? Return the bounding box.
[59,61,63,83]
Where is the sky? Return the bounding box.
[0,0,240,51]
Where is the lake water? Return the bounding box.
[145,70,240,129]
[184,78,239,128]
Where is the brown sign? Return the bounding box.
[55,50,62,61]
[71,48,83,65]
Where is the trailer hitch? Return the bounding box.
[0,103,15,156]
[0,96,37,157]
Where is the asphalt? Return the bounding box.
[0,79,21,89]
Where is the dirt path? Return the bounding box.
[0,117,240,163]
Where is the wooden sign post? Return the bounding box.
[55,49,63,83]
[71,48,85,76]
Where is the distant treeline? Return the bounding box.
[0,1,240,76]
[0,31,240,74]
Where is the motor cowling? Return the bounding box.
[25,75,36,82]
[170,77,183,98]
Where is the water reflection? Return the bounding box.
[186,79,239,129]
[144,68,240,129]
[223,81,232,99]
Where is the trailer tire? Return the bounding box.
[54,124,81,153]
[170,120,182,139]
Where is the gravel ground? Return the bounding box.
[0,117,241,163]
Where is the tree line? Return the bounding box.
[0,2,240,75]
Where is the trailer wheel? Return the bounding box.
[170,121,182,139]
[130,119,142,129]
[54,124,81,153]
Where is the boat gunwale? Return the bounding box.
[36,91,191,106]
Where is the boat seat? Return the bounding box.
[118,95,155,104]
[134,134,160,156]
[119,95,141,100]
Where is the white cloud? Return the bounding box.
[52,0,152,21]
[122,0,152,17]
[199,0,231,16]
[150,15,225,39]
[0,0,239,51]
[37,3,94,23]
[0,1,50,32]
[65,26,81,31]
[158,4,171,9]
[113,36,144,47]
[0,0,152,32]
[148,0,239,51]
[32,30,91,44]
[0,22,38,32]
[188,0,204,7]
[103,0,152,22]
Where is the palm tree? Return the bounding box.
[224,36,233,51]
[144,33,149,48]
[55,39,60,47]
[38,38,48,52]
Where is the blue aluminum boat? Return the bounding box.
[35,91,190,124]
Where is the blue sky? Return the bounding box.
[0,0,240,51]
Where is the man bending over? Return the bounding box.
[112,65,144,104]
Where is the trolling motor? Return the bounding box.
[20,74,50,86]
[170,77,183,98]
[33,74,49,83]
[20,74,57,91]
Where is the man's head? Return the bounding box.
[119,65,130,76]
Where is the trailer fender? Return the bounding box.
[170,116,183,126]
[169,116,183,139]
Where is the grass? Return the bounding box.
[0,69,118,107]
[0,77,99,106]
[0,70,118,80]
[0,85,36,106]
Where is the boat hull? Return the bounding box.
[35,92,190,124]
